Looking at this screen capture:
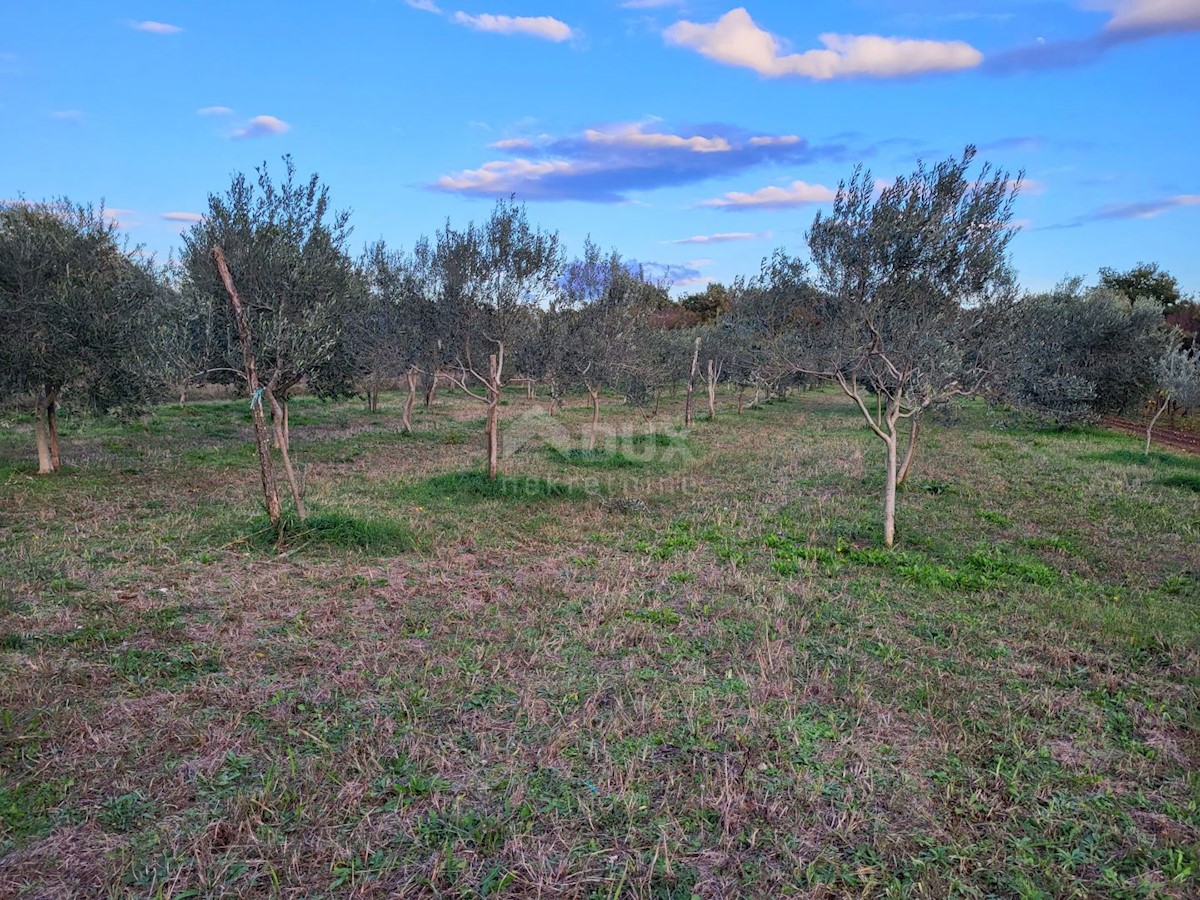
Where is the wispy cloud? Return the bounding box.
[161,211,205,223]
[230,115,291,139]
[989,0,1200,72]
[405,0,442,11]
[452,12,574,42]
[196,106,233,116]
[49,109,84,124]
[131,20,182,34]
[622,0,684,8]
[1091,193,1200,220]
[667,231,771,244]
[664,8,983,80]
[432,120,852,202]
[701,180,836,210]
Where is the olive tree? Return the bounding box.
[802,147,1021,548]
[1004,279,1167,426]
[1145,346,1200,453]
[0,199,164,473]
[432,199,563,478]
[180,157,357,522]
[561,240,644,447]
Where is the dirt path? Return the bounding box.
[1103,415,1200,455]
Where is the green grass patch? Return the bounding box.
[400,471,584,505]
[548,447,641,469]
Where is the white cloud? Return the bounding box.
[622,0,685,7]
[701,180,836,209]
[196,106,233,116]
[667,231,770,244]
[49,109,84,124]
[161,212,205,223]
[406,0,442,11]
[1089,0,1200,32]
[489,137,537,150]
[584,122,731,153]
[748,134,800,146]
[452,12,574,42]
[664,8,983,80]
[230,115,291,139]
[436,158,582,192]
[132,20,183,34]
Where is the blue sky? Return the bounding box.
[2,1,1198,295]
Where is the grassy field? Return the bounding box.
[1,386,1197,898]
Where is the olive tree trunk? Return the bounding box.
[683,337,701,427]
[1145,394,1170,455]
[211,245,282,527]
[34,387,54,475]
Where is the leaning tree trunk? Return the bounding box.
[34,387,54,475]
[897,417,921,486]
[403,367,418,433]
[1145,394,1170,455]
[46,387,62,471]
[684,337,701,427]
[267,388,306,520]
[211,246,282,528]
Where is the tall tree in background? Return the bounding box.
[180,156,357,518]
[0,199,164,473]
[803,146,1021,548]
[1099,262,1183,313]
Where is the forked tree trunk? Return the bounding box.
[684,337,701,427]
[268,389,306,520]
[34,387,54,475]
[1145,394,1170,455]
[897,417,921,486]
[403,367,418,433]
[46,388,62,471]
[587,386,601,451]
[211,246,282,527]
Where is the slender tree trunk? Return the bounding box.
[897,417,921,486]
[588,386,600,451]
[281,397,290,452]
[1145,395,1170,455]
[486,351,502,479]
[705,359,717,420]
[34,387,54,475]
[211,246,282,527]
[46,388,62,471]
[403,367,417,433]
[268,389,306,520]
[884,433,899,549]
[653,390,661,417]
[684,337,701,427]
[526,379,534,400]
[737,384,745,414]
[752,383,761,408]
